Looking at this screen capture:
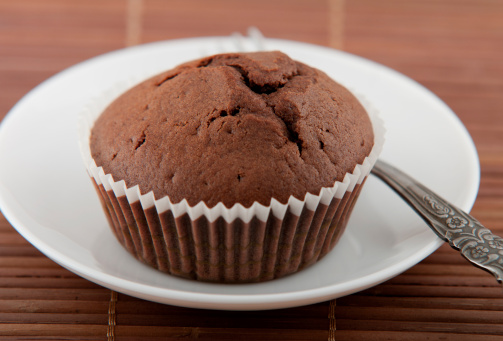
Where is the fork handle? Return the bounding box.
[371,159,503,283]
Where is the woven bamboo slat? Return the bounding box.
[0,0,502,339]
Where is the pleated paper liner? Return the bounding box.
[79,80,385,283]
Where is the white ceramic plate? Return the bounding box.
[0,37,480,311]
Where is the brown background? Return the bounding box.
[1,0,503,340]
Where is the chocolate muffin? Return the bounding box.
[91,51,374,207]
[82,51,383,283]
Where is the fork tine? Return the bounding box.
[231,32,247,52]
[247,27,266,51]
[201,28,267,58]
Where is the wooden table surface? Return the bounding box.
[1,0,503,340]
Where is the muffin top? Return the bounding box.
[90,51,374,208]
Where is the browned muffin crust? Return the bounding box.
[90,51,374,208]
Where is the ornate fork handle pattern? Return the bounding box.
[371,159,503,283]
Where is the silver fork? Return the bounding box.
[373,159,503,283]
[222,29,503,283]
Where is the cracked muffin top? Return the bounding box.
[90,51,374,208]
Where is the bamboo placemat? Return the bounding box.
[1,0,503,340]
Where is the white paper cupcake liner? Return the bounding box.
[78,79,385,283]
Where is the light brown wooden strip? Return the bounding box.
[327,0,345,49]
[125,0,142,46]
[0,232,30,245]
[328,330,503,341]
[336,319,503,335]
[115,326,329,340]
[361,284,503,298]
[0,257,60,268]
[0,246,44,257]
[0,288,111,301]
[0,216,15,230]
[0,337,102,341]
[387,275,496,287]
[0,268,78,277]
[338,295,503,311]
[116,313,328,329]
[0,324,106,337]
[0,278,99,289]
[108,291,117,341]
[421,252,474,265]
[328,299,336,341]
[115,299,329,317]
[336,306,503,324]
[141,0,330,46]
[0,312,107,324]
[0,300,108,314]
[401,264,496,278]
